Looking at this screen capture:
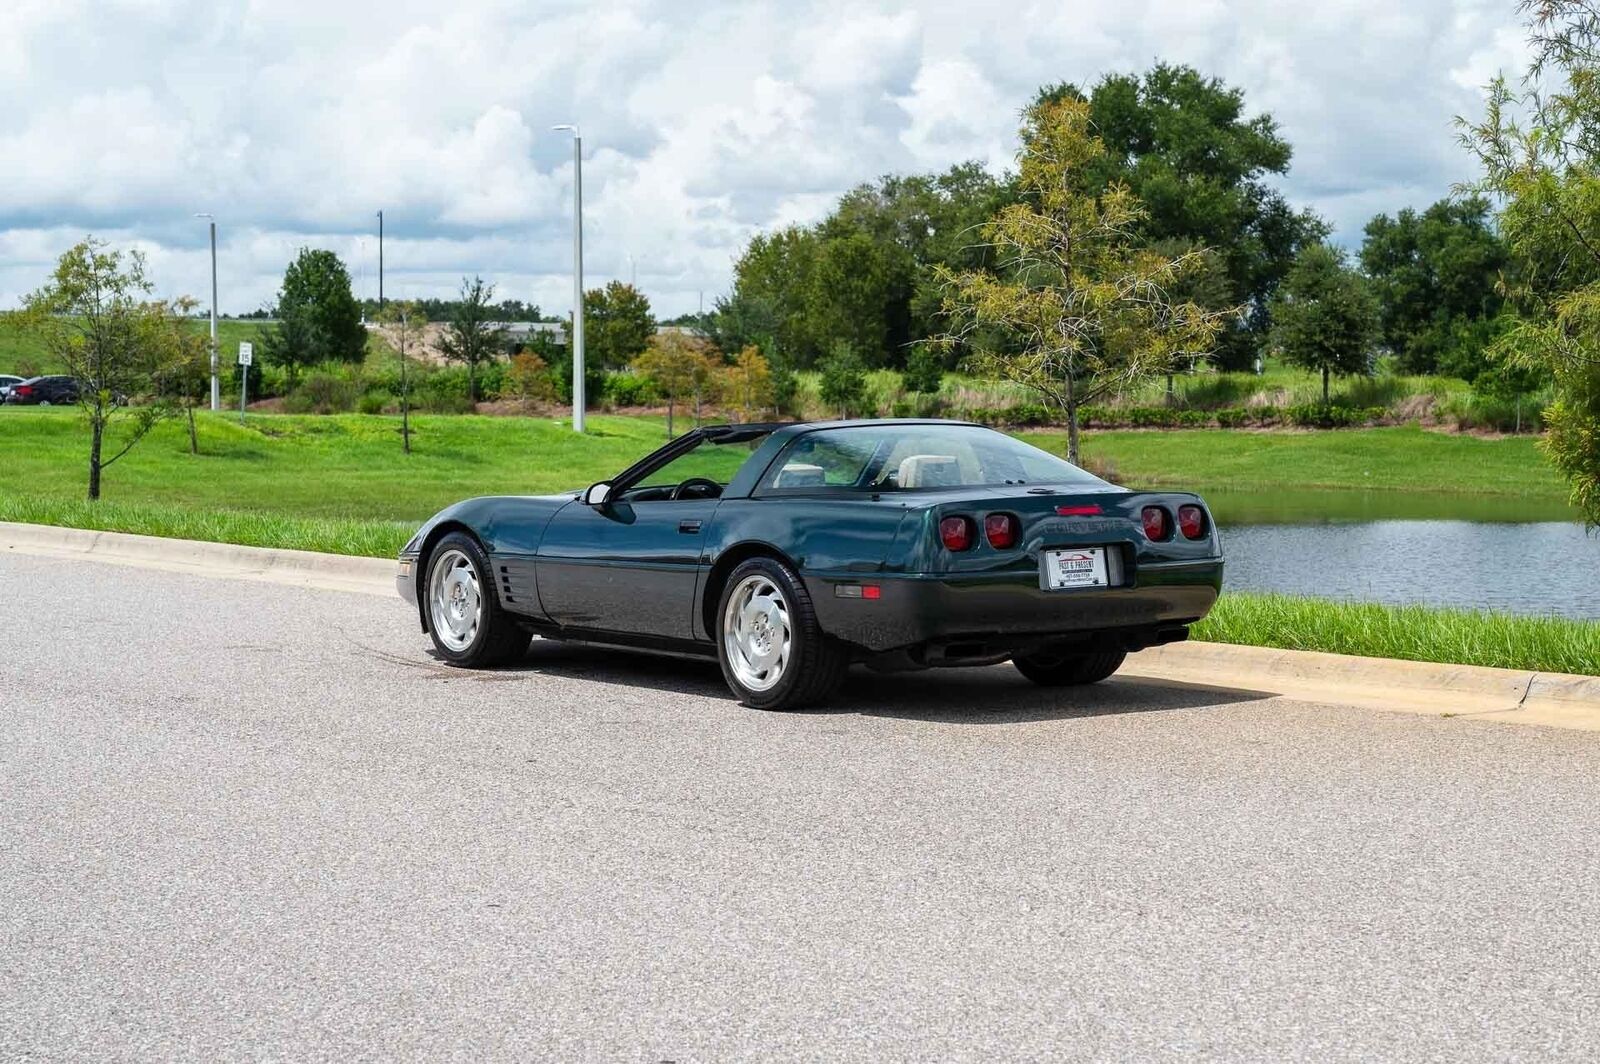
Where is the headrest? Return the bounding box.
[897,454,961,489]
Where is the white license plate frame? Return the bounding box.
[1040,546,1112,591]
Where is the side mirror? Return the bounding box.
[583,482,612,507]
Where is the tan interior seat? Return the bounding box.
[896,454,961,489]
[774,462,826,488]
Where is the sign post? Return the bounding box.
[237,342,253,424]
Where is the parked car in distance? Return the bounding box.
[0,375,23,402]
[5,376,79,405]
[396,419,1225,710]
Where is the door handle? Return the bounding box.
[678,520,703,534]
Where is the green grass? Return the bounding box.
[1198,592,1600,676]
[0,410,675,520]
[1043,423,1568,499]
[0,495,410,558]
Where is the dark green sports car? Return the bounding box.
[397,419,1223,710]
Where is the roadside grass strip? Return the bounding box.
[1198,592,1600,676]
[0,496,411,559]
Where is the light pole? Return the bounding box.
[376,210,384,309]
[195,213,219,410]
[553,124,585,433]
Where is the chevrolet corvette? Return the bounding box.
[397,419,1223,709]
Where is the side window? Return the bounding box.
[626,435,771,500]
[764,433,880,489]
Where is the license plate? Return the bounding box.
[1041,547,1109,590]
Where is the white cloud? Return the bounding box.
[0,0,1530,316]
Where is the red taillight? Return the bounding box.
[1055,504,1102,516]
[15,385,32,397]
[939,516,974,551]
[984,513,1018,549]
[1178,505,1207,540]
[1141,506,1170,541]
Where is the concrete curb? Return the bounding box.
[0,521,393,597]
[1127,641,1600,730]
[4,520,1598,731]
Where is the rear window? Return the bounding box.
[758,424,1107,492]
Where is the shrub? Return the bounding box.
[283,370,363,414]
[603,372,661,408]
[1286,403,1386,428]
[358,390,394,415]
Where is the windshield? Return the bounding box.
[758,424,1109,492]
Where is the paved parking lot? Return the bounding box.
[4,552,1600,1061]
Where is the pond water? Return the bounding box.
[1204,490,1600,620]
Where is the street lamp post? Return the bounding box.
[195,213,219,410]
[553,124,585,433]
[376,210,384,309]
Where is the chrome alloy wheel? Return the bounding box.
[428,547,482,652]
[722,573,792,692]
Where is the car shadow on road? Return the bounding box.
[478,640,1272,725]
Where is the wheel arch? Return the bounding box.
[414,520,489,633]
[699,540,799,641]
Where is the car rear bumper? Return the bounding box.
[805,558,1223,653]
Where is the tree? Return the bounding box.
[1460,0,1600,523]
[1359,197,1509,373]
[1270,244,1380,403]
[262,248,366,379]
[438,276,507,403]
[634,331,703,438]
[18,239,207,500]
[505,351,556,411]
[379,301,426,453]
[902,343,945,395]
[724,345,776,421]
[936,99,1232,463]
[1039,64,1327,369]
[826,162,1016,355]
[688,344,725,426]
[819,342,868,419]
[574,281,654,370]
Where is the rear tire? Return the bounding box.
[424,531,530,667]
[716,556,848,710]
[1013,646,1127,687]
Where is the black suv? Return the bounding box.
[5,376,79,405]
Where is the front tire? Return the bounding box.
[716,557,848,710]
[424,531,530,667]
[1013,646,1127,687]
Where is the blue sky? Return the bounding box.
[1,0,1529,317]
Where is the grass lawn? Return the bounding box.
[1048,423,1567,498]
[1197,592,1600,676]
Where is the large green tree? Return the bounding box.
[1359,196,1508,374]
[1461,0,1600,523]
[261,248,366,379]
[1270,244,1380,402]
[1040,63,1327,369]
[937,98,1231,463]
[573,280,654,370]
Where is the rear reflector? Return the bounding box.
[939,516,974,551]
[1177,505,1207,540]
[1141,506,1171,541]
[1055,504,1101,516]
[984,513,1018,549]
[834,584,881,600]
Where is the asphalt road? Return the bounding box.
[4,554,1600,1062]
